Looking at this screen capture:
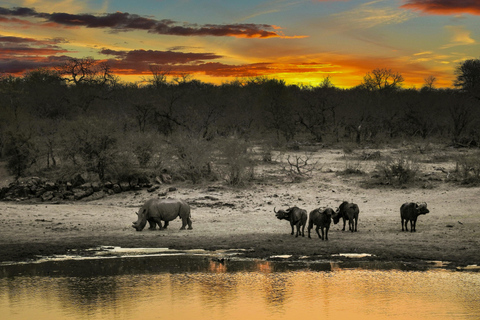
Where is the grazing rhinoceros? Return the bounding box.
[132,198,192,231]
[274,206,307,237]
[308,207,334,240]
[333,201,359,232]
[400,202,429,232]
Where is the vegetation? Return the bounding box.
[1,57,479,187]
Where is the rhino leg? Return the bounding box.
[163,221,169,229]
[147,219,157,230]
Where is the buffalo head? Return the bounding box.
[274,207,291,220]
[416,202,429,215]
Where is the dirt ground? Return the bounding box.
[1,147,479,269]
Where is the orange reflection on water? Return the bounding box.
[1,269,479,320]
[255,260,273,273]
[208,260,227,273]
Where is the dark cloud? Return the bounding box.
[101,48,221,64]
[100,48,224,75]
[401,0,480,15]
[0,55,70,73]
[0,35,69,73]
[0,6,285,38]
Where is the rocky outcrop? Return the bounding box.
[0,173,173,202]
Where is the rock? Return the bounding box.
[41,191,54,202]
[148,185,160,192]
[119,182,130,191]
[161,173,172,184]
[71,174,86,187]
[112,184,122,193]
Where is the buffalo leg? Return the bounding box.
[295,223,300,237]
[354,218,358,232]
[401,218,405,231]
[315,226,321,239]
[301,223,305,237]
[325,226,329,240]
[342,218,346,231]
[411,219,416,232]
[290,223,295,236]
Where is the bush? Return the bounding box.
[219,138,255,186]
[4,131,38,178]
[375,155,419,185]
[167,132,214,184]
[59,118,119,181]
[454,151,480,184]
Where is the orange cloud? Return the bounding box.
[401,0,480,15]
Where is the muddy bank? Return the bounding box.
[1,148,479,270]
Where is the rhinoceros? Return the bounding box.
[132,198,192,231]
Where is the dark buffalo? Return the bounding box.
[308,207,334,240]
[333,201,359,232]
[400,202,429,232]
[274,206,307,237]
[132,198,192,231]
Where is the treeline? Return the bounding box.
[0,59,479,184]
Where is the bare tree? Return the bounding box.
[361,68,404,91]
[423,75,437,91]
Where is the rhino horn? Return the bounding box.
[273,207,277,213]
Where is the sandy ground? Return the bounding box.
[1,148,479,269]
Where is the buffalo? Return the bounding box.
[333,201,359,232]
[274,206,307,237]
[400,202,429,232]
[132,198,192,231]
[308,207,334,240]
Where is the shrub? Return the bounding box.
[454,151,480,184]
[167,132,214,184]
[59,118,119,181]
[219,138,255,186]
[4,131,38,178]
[341,159,364,175]
[375,155,419,185]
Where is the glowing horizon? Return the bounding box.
[1,0,479,89]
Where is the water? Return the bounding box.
[1,254,479,320]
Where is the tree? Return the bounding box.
[4,130,38,178]
[422,75,437,91]
[57,57,117,86]
[454,58,480,100]
[361,68,404,91]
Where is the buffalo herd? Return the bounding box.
[275,201,429,240]
[133,198,429,239]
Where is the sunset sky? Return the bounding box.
[0,0,479,88]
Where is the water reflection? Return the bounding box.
[1,256,479,320]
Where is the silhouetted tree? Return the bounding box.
[361,68,404,91]
[454,58,480,100]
